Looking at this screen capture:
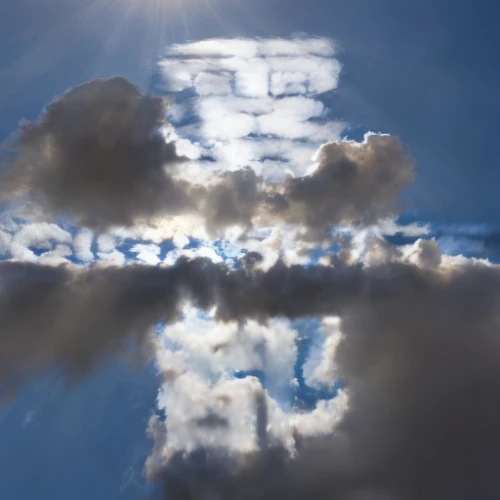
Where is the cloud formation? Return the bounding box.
[1,35,497,500]
[0,86,415,239]
[156,36,344,179]
[146,254,500,500]
[0,77,189,229]
[1,251,499,382]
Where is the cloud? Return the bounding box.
[0,222,73,263]
[129,243,162,265]
[0,77,189,229]
[301,257,500,499]
[0,259,192,389]
[156,36,344,183]
[1,34,495,500]
[276,134,415,235]
[191,133,415,238]
[73,229,94,262]
[145,254,500,500]
[0,251,498,380]
[1,82,414,239]
[302,317,343,389]
[160,37,340,97]
[147,374,348,500]
[158,309,298,396]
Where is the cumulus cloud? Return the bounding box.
[158,310,298,395]
[0,77,189,229]
[2,174,500,500]
[303,317,343,389]
[129,243,162,265]
[0,222,73,263]
[147,373,348,500]
[275,134,415,235]
[179,133,415,238]
[0,39,412,241]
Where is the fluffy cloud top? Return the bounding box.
[0,77,188,229]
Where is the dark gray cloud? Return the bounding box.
[0,77,414,236]
[280,134,415,232]
[144,256,500,500]
[200,134,415,236]
[247,260,500,500]
[0,258,207,391]
[0,256,393,390]
[2,256,498,383]
[202,168,264,234]
[326,264,500,499]
[3,249,500,498]
[0,77,191,229]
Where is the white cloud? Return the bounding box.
[303,317,343,389]
[154,374,269,454]
[73,229,94,262]
[234,59,270,97]
[129,243,162,265]
[148,352,348,478]
[258,37,336,57]
[38,244,73,266]
[172,232,190,249]
[1,222,73,263]
[146,300,350,478]
[97,233,117,253]
[379,219,430,237]
[14,222,72,250]
[270,71,309,95]
[166,38,259,59]
[0,230,12,255]
[97,249,126,266]
[157,36,345,183]
[163,243,223,266]
[159,311,298,392]
[194,72,232,96]
[290,391,348,437]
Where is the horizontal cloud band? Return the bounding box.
[1,255,498,386]
[0,78,414,237]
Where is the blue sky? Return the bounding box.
[1,1,500,499]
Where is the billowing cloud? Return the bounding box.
[1,77,415,238]
[147,254,500,500]
[1,252,499,384]
[147,374,348,500]
[158,309,298,396]
[277,134,415,234]
[0,77,189,229]
[303,317,342,389]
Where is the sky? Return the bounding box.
[1,1,500,499]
